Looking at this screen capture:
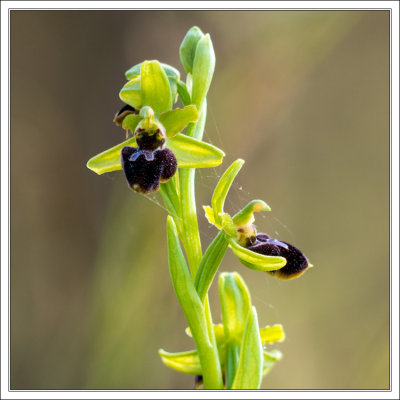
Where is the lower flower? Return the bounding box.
[245,234,309,280]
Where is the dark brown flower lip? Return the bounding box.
[113,104,138,126]
[121,146,177,194]
[246,234,309,280]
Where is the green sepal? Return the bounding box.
[194,231,230,303]
[259,324,285,345]
[125,62,180,81]
[86,136,136,175]
[159,105,199,138]
[121,114,143,132]
[86,133,224,175]
[119,76,142,109]
[191,34,215,110]
[231,306,263,390]
[177,80,191,106]
[229,238,287,272]
[218,272,251,344]
[233,200,271,227]
[263,349,283,377]
[158,349,202,375]
[211,159,245,227]
[179,26,205,74]
[167,134,225,168]
[140,60,172,116]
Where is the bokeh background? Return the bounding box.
[10,10,390,390]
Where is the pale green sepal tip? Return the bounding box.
[229,238,287,271]
[259,324,285,345]
[125,61,180,81]
[263,349,283,377]
[211,159,245,226]
[158,349,202,375]
[233,200,271,227]
[159,105,199,138]
[141,60,172,116]
[231,306,263,390]
[167,134,225,168]
[218,272,251,343]
[191,33,216,109]
[180,26,205,74]
[86,136,137,175]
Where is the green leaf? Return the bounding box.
[211,159,245,227]
[259,324,285,345]
[263,349,283,377]
[179,26,205,74]
[166,216,209,338]
[229,238,287,272]
[194,231,229,303]
[231,307,263,390]
[159,105,199,138]
[141,60,172,115]
[191,34,215,110]
[218,272,252,344]
[86,136,136,175]
[119,76,142,109]
[167,133,225,168]
[158,349,202,375]
[125,62,180,81]
[177,80,191,106]
[121,114,142,132]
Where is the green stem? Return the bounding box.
[162,100,223,389]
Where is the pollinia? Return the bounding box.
[87,27,311,390]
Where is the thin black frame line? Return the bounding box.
[6,7,394,394]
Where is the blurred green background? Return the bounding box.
[10,10,390,390]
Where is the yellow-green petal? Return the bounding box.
[259,324,285,345]
[158,349,202,375]
[229,238,287,272]
[159,105,199,138]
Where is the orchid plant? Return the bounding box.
[87,26,311,390]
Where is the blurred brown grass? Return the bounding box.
[10,10,389,390]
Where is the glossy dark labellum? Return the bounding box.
[113,104,138,126]
[246,234,309,280]
[121,146,177,194]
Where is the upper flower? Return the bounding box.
[86,60,225,193]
